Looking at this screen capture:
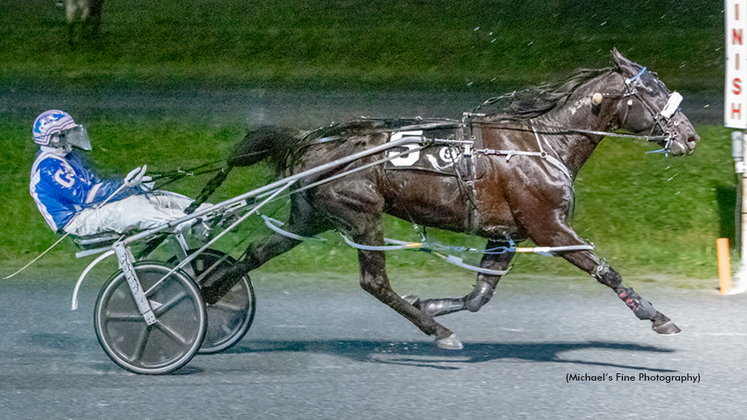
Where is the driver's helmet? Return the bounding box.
[32,109,92,151]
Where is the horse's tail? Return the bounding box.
[228,125,306,173]
[185,125,305,214]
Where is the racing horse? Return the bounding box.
[202,49,699,349]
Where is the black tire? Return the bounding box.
[94,262,207,375]
[169,249,255,354]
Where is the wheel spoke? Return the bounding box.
[153,320,188,345]
[209,300,246,312]
[152,291,188,317]
[96,262,208,374]
[143,275,171,298]
[105,312,146,322]
[126,324,151,363]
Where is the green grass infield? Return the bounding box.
[0,117,737,285]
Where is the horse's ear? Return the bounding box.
[611,47,638,77]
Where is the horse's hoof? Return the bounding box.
[652,320,681,335]
[435,333,463,350]
[651,312,682,335]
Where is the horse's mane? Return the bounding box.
[475,67,616,121]
[228,65,626,177]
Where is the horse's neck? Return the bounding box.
[533,72,623,177]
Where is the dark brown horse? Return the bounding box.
[202,49,699,349]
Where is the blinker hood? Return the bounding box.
[660,92,682,119]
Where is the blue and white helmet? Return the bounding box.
[32,110,91,151]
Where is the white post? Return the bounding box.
[732,131,747,293]
[726,0,747,293]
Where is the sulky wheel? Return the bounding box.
[169,249,255,354]
[94,262,207,375]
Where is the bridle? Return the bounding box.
[466,67,684,156]
[580,66,683,155]
[446,66,688,184]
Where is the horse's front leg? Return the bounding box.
[403,239,514,317]
[524,211,680,335]
[564,250,681,335]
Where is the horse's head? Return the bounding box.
[610,48,699,156]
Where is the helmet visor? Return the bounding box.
[60,125,92,151]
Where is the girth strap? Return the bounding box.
[462,123,484,234]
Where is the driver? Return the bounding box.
[29,109,209,237]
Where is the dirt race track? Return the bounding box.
[0,270,746,419]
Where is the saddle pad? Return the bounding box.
[384,128,468,176]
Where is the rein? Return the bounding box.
[455,117,671,182]
[521,125,671,147]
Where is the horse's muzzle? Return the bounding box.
[669,131,699,156]
[684,134,699,155]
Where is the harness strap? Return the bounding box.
[262,216,591,276]
[340,234,423,251]
[439,254,510,276]
[532,122,572,180]
[568,128,666,142]
[341,233,509,275]
[476,148,573,181]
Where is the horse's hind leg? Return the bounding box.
[315,179,461,348]
[201,232,303,304]
[201,197,327,304]
[355,233,461,349]
[404,239,514,317]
